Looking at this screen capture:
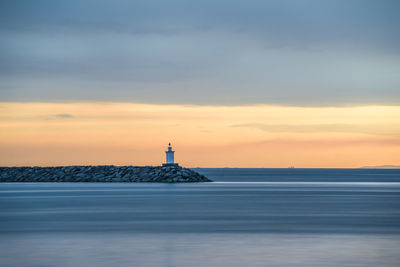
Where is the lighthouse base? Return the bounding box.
[162,163,179,167]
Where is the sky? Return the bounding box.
[0,0,399,167]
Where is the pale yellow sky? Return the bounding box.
[0,102,399,167]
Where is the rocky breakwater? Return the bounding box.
[0,165,212,183]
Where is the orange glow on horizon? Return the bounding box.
[0,102,399,168]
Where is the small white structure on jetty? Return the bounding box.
[163,143,178,166]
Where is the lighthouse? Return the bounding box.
[163,143,178,166]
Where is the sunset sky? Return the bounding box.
[1,0,399,167]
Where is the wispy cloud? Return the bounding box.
[42,113,74,120]
[53,113,74,119]
[231,123,400,136]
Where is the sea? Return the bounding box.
[0,168,399,267]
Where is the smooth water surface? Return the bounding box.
[1,169,399,266]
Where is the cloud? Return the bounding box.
[53,113,74,119]
[255,137,400,147]
[231,123,400,136]
[2,0,399,48]
[0,0,399,105]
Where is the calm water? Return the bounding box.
[1,168,400,266]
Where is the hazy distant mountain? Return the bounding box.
[360,165,400,169]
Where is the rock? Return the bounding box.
[0,165,212,183]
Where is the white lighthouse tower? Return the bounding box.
[163,143,178,166]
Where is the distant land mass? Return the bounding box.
[360,165,400,169]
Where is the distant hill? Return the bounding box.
[360,165,400,169]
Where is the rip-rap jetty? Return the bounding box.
[0,165,212,183]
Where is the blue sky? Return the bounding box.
[1,0,399,105]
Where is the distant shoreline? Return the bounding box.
[359,165,400,169]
